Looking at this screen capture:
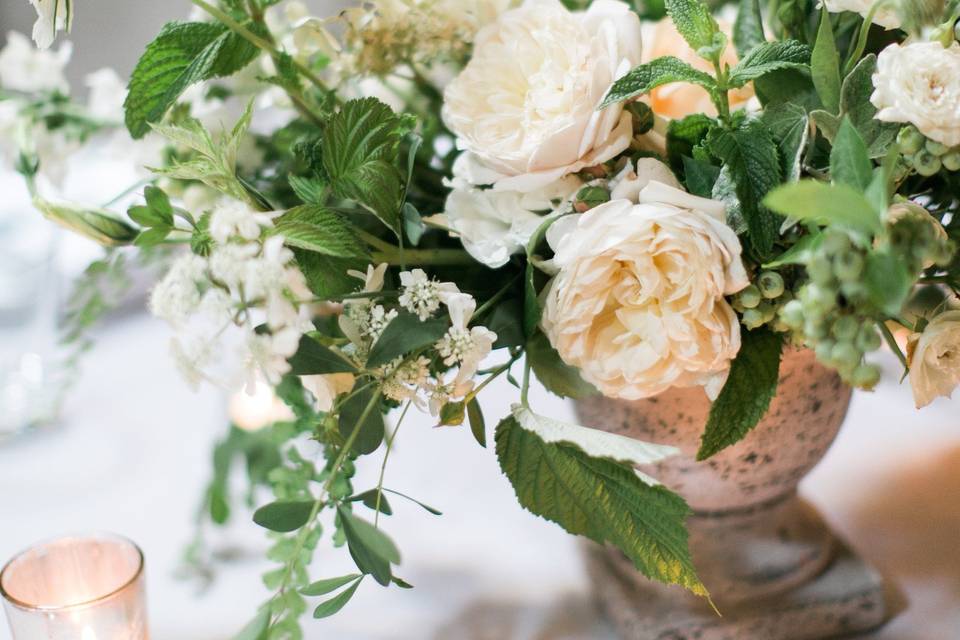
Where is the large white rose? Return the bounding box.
[907,311,960,408]
[872,41,960,147]
[820,0,901,30]
[541,176,749,401]
[442,0,642,193]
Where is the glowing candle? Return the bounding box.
[0,534,149,639]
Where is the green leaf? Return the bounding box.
[402,202,425,247]
[839,55,898,158]
[124,21,260,138]
[733,0,765,57]
[706,119,783,258]
[526,332,597,399]
[288,335,358,375]
[322,98,410,236]
[133,226,172,248]
[253,500,315,532]
[289,175,327,204]
[467,398,486,448]
[294,249,367,300]
[761,102,810,183]
[338,383,385,455]
[682,156,720,198]
[728,40,811,88]
[754,68,821,111]
[864,251,912,317]
[831,117,872,191]
[144,185,173,219]
[301,574,362,597]
[438,401,466,427]
[233,610,270,640]
[495,412,705,596]
[811,9,841,114]
[382,488,442,516]
[127,205,166,228]
[312,577,363,618]
[350,489,393,516]
[601,56,717,108]
[337,506,401,586]
[666,113,714,176]
[34,198,138,247]
[697,327,782,460]
[763,232,823,268]
[366,312,449,368]
[764,181,882,238]
[664,0,724,60]
[274,205,369,259]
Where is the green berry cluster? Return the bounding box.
[898,126,960,176]
[888,203,955,273]
[777,230,883,389]
[733,271,789,331]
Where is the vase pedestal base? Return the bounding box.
[584,540,892,640]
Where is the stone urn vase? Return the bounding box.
[576,348,890,640]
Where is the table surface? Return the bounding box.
[1,313,959,640]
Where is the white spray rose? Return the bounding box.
[871,41,960,147]
[820,0,901,30]
[907,311,960,408]
[442,0,642,193]
[541,172,749,401]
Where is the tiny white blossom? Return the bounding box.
[382,356,431,403]
[425,373,475,417]
[244,326,302,389]
[209,200,276,244]
[398,269,458,321]
[436,292,497,382]
[209,243,259,292]
[0,31,71,92]
[149,254,207,326]
[366,305,398,342]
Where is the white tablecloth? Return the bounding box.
[1,314,959,639]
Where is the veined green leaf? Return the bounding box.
[811,9,841,113]
[764,180,882,238]
[761,102,810,183]
[733,0,765,57]
[840,55,898,158]
[728,40,810,87]
[665,0,725,60]
[495,412,705,596]
[601,56,717,108]
[34,198,138,247]
[831,117,872,191]
[697,327,783,460]
[274,205,369,259]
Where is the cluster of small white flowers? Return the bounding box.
[150,200,312,391]
[398,269,458,321]
[382,356,431,403]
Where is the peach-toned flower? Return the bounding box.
[640,18,753,120]
[907,311,960,408]
[541,169,748,401]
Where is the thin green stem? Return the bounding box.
[467,353,522,402]
[473,275,520,321]
[371,248,476,267]
[356,229,399,253]
[101,178,154,208]
[374,400,412,527]
[520,357,532,408]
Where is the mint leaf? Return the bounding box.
[322,98,411,236]
[665,0,725,60]
[526,332,597,399]
[495,412,706,596]
[831,117,872,191]
[124,21,260,138]
[601,56,717,108]
[366,312,449,368]
[274,205,369,259]
[697,327,783,460]
[728,40,810,88]
[733,0,765,57]
[764,180,882,239]
[666,113,715,175]
[761,102,809,182]
[707,118,783,259]
[811,9,841,114]
[682,156,721,197]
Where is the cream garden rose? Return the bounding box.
[820,0,901,30]
[442,0,643,193]
[541,167,749,401]
[907,311,960,408]
[871,41,960,147]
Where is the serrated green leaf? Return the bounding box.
[467,398,486,448]
[681,156,721,198]
[728,40,811,87]
[338,383,384,455]
[761,102,810,183]
[301,574,363,597]
[366,312,449,368]
[665,0,723,59]
[274,205,369,259]
[707,119,783,258]
[312,577,363,618]
[697,327,782,460]
[495,413,705,596]
[253,500,315,532]
[526,332,597,399]
[831,117,872,191]
[764,180,882,238]
[733,0,765,57]
[288,335,358,375]
[124,21,260,138]
[601,56,717,108]
[666,113,715,176]
[289,175,327,204]
[294,249,367,300]
[811,9,841,114]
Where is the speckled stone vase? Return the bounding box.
[576,348,890,640]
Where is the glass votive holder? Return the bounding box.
[0,534,149,639]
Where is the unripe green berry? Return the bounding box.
[742,308,765,330]
[804,284,835,312]
[832,315,859,341]
[804,318,829,339]
[815,339,836,364]
[807,255,834,285]
[943,151,960,172]
[739,285,762,309]
[856,327,882,353]
[914,150,942,176]
[897,126,925,155]
[831,342,862,370]
[780,299,804,327]
[757,271,785,299]
[926,139,950,156]
[852,363,881,390]
[833,250,864,282]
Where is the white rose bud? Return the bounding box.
[907,311,960,408]
[820,0,902,30]
[442,0,642,193]
[541,175,749,401]
[872,41,960,148]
